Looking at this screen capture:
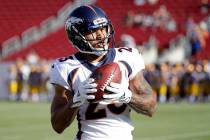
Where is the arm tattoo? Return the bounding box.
[128,72,157,117]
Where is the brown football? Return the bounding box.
[88,62,122,103]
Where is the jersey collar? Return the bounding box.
[74,48,116,72]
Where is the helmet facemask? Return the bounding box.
[65,17,115,56]
[83,25,112,56]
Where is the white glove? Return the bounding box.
[71,78,97,108]
[102,82,132,104]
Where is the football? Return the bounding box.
[88,62,122,103]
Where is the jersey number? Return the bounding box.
[118,47,132,52]
[85,103,127,120]
[85,47,132,120]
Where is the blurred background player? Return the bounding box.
[8,64,18,101]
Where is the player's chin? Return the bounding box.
[94,43,105,49]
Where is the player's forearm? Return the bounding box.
[51,103,79,134]
[128,72,157,116]
[128,91,157,117]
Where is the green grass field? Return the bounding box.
[0,101,210,140]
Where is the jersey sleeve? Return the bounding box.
[128,48,145,79]
[49,62,71,90]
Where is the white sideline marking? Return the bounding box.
[137,131,210,140]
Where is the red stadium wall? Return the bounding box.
[0,0,210,61]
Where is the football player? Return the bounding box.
[50,5,157,140]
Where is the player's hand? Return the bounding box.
[71,78,97,108]
[102,82,132,104]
